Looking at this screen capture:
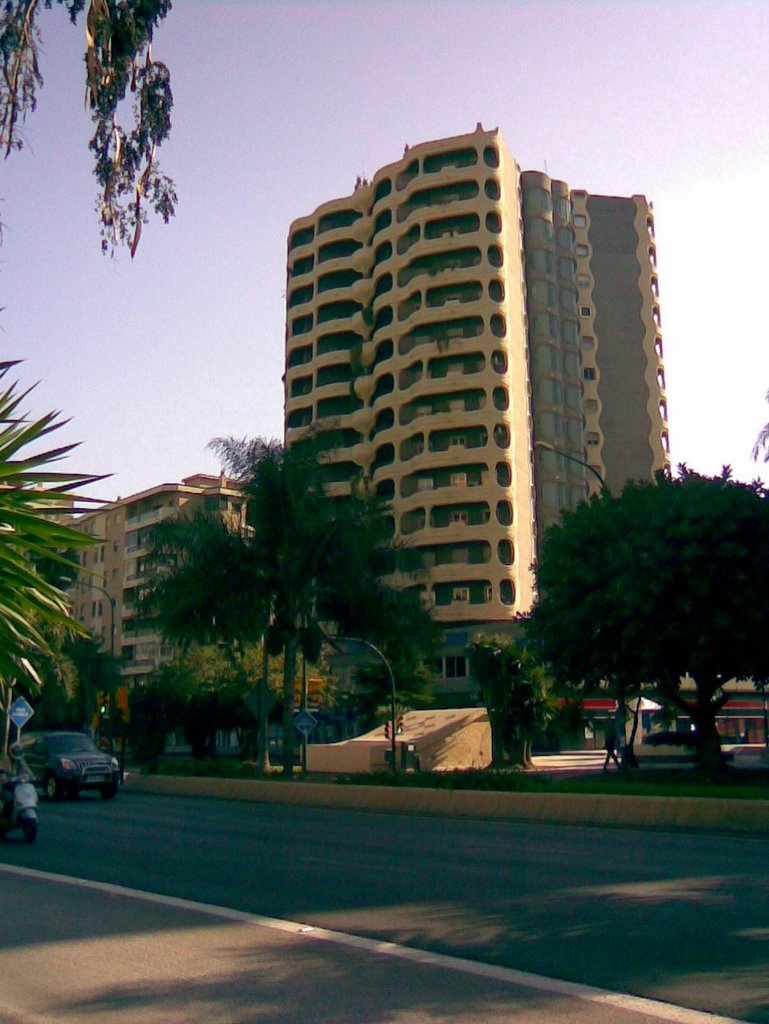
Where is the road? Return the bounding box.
[1,790,768,1022]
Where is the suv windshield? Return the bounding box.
[46,735,100,755]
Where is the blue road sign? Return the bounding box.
[9,696,34,729]
[293,709,318,736]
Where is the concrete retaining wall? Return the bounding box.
[123,773,769,834]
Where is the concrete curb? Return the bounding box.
[123,774,769,834]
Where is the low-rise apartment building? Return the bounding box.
[70,473,243,687]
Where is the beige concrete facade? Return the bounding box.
[284,126,669,634]
[70,474,243,687]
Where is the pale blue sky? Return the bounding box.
[3,0,768,500]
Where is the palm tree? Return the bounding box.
[0,360,102,746]
[210,434,435,777]
[753,389,769,463]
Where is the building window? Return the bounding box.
[573,214,587,228]
[497,539,513,565]
[583,367,596,381]
[444,655,467,678]
[580,305,591,317]
[576,244,589,256]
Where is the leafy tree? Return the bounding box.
[1,0,175,255]
[142,508,273,768]
[211,434,434,778]
[0,360,100,748]
[467,635,552,768]
[527,467,769,771]
[127,665,186,773]
[154,645,269,761]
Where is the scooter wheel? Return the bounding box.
[21,819,37,844]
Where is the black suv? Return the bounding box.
[22,732,121,800]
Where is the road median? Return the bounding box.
[124,773,769,834]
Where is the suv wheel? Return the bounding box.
[45,773,63,801]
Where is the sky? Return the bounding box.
[2,0,768,502]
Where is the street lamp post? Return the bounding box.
[534,440,607,492]
[326,635,397,773]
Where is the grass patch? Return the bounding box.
[141,760,769,800]
[336,767,769,800]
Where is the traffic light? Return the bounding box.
[396,714,404,735]
[384,721,390,739]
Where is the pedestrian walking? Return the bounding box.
[603,723,621,771]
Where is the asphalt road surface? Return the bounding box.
[1,790,767,1023]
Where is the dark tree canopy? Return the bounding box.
[467,635,551,768]
[527,467,769,769]
[1,0,175,254]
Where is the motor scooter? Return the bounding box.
[0,743,38,843]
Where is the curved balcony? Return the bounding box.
[398,315,484,357]
[286,342,313,369]
[428,502,491,530]
[396,180,480,226]
[316,329,364,358]
[288,373,313,399]
[397,247,482,290]
[317,238,363,265]
[370,373,394,406]
[399,388,486,427]
[398,360,424,391]
[316,362,353,389]
[369,407,394,441]
[397,299,487,339]
[287,283,313,309]
[371,442,395,477]
[425,280,483,311]
[317,299,363,326]
[429,425,488,454]
[288,224,314,252]
[372,176,392,206]
[289,253,314,278]
[316,393,364,421]
[427,350,485,381]
[421,542,491,574]
[400,463,486,499]
[317,268,363,295]
[423,146,479,175]
[286,405,313,430]
[317,208,364,236]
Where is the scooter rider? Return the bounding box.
[1,743,31,818]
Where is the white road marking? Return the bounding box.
[0,863,751,1024]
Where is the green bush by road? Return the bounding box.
[146,759,769,801]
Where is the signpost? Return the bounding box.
[9,696,34,733]
[293,709,317,737]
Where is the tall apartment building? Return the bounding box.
[283,126,669,641]
[71,474,243,687]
